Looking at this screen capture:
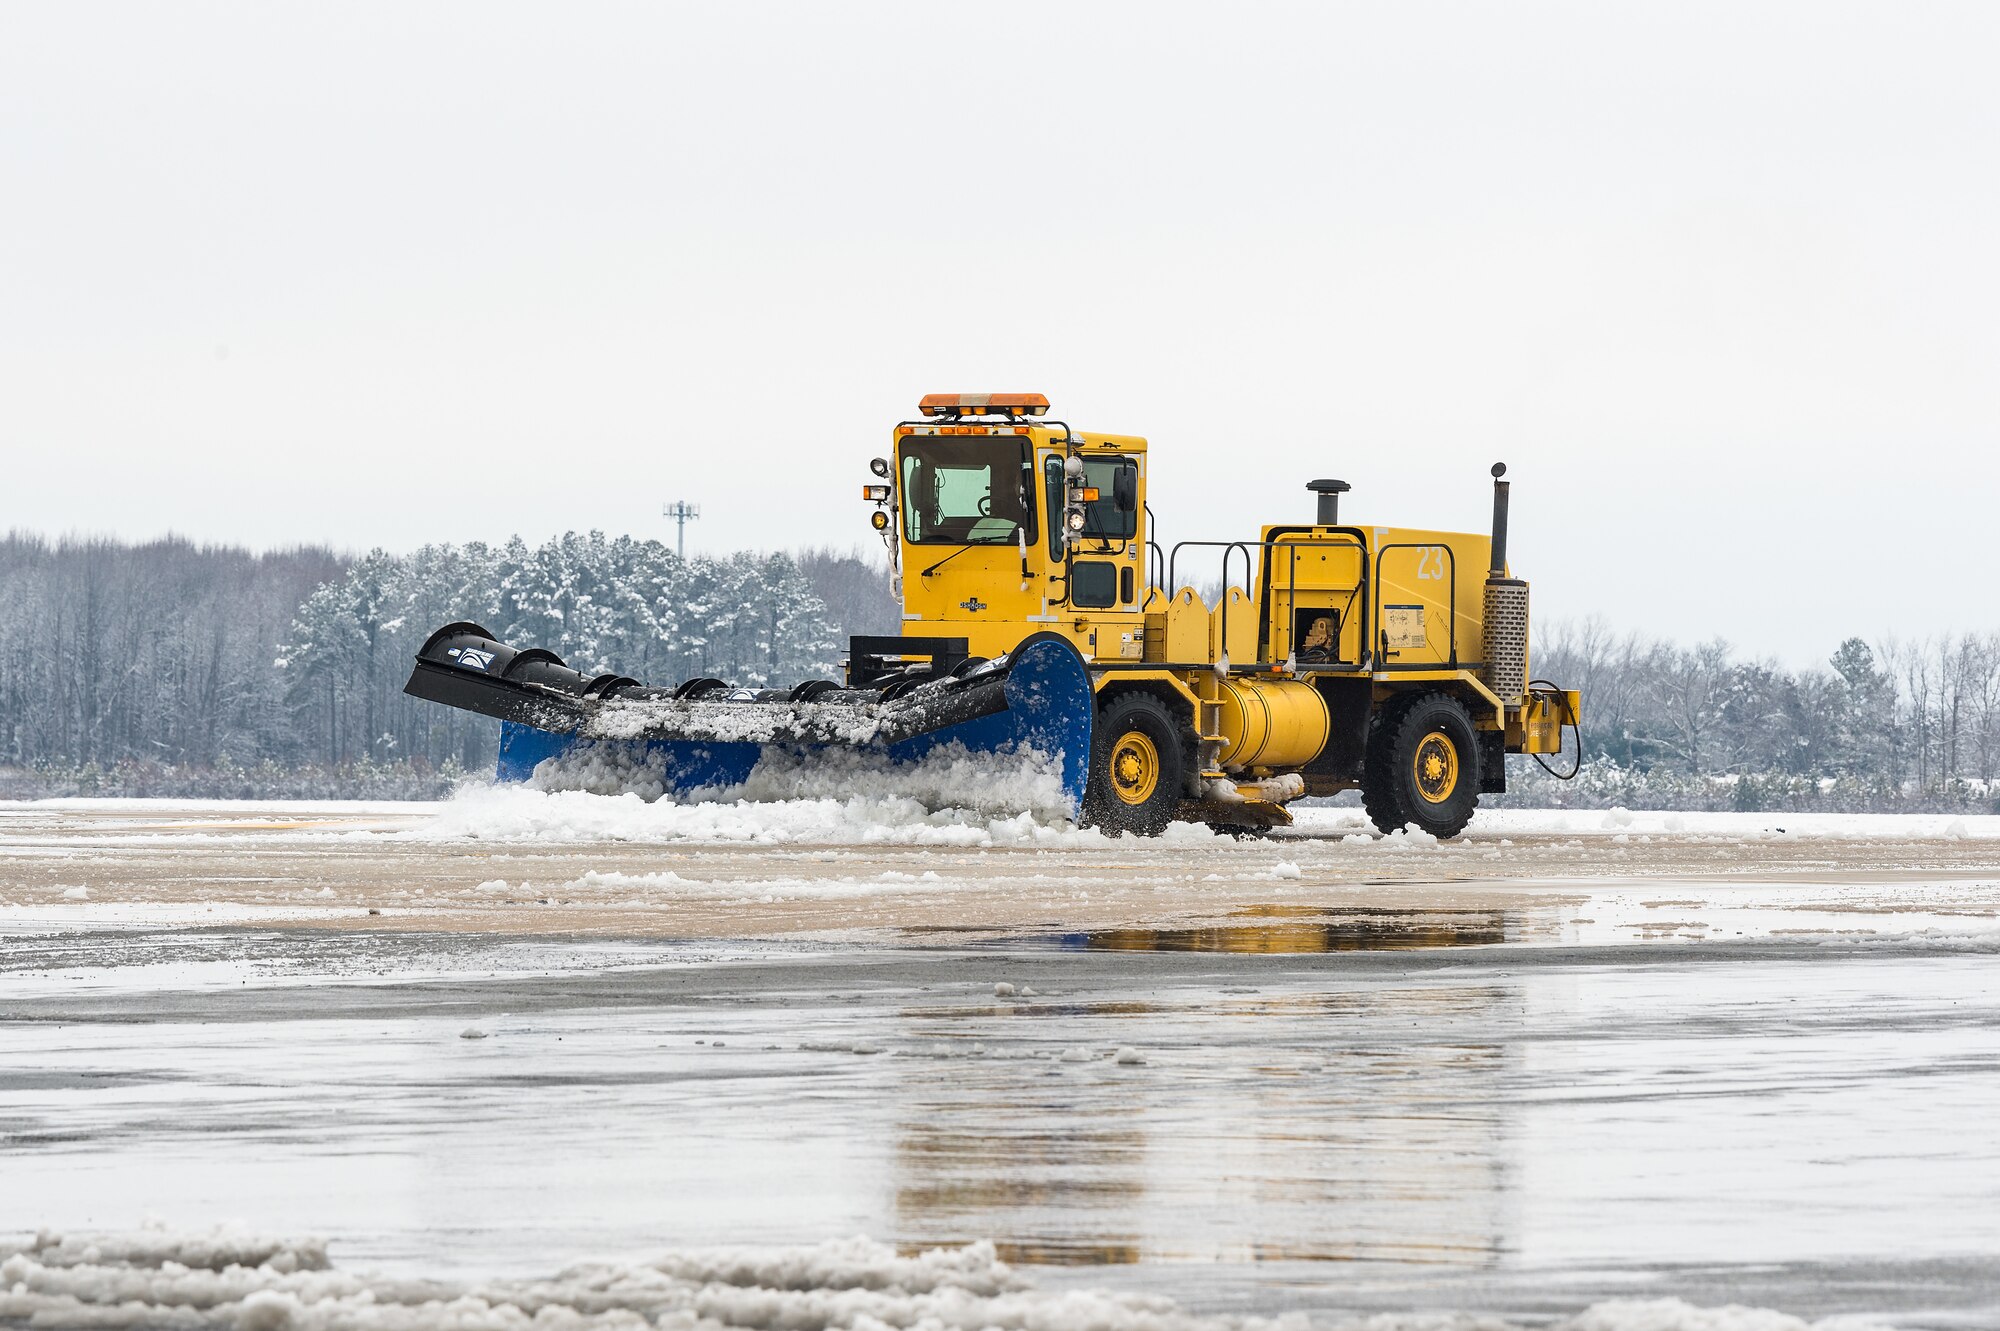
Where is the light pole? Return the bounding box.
[662,501,700,560]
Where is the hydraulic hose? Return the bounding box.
[1526,679,1583,780]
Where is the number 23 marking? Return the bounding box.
[1414,546,1448,581]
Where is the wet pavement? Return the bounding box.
[4,802,2000,1327]
[4,930,1999,1325]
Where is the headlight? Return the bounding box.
[870,510,890,531]
[870,457,891,478]
[1065,508,1086,532]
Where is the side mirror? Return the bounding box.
[1112,467,1137,513]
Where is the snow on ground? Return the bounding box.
[719,741,1072,817]
[412,785,2000,849]
[1457,806,2000,842]
[413,783,1122,848]
[0,799,440,818]
[0,1227,1885,1331]
[6,793,2000,950]
[549,867,958,902]
[7,785,1999,852]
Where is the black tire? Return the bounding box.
[1361,692,1479,839]
[1082,692,1189,836]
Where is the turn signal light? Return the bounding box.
[862,485,891,502]
[1078,487,1100,502]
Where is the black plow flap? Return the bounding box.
[403,622,1012,748]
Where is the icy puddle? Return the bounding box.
[989,887,2000,953]
[1005,905,1517,952]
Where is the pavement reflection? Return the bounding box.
[889,976,1517,1268]
[1060,905,1515,953]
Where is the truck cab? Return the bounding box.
[890,394,1151,665]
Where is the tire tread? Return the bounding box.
[1361,691,1479,838]
[1081,691,1191,837]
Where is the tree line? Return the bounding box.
[1512,618,2000,812]
[1,530,1994,810]
[0,532,894,798]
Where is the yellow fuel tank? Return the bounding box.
[1216,677,1330,770]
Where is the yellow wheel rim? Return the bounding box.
[1110,731,1161,805]
[1412,732,1459,805]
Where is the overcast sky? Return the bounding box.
[3,3,1994,663]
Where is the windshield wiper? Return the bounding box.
[921,544,976,578]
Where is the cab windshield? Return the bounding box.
[900,438,1036,545]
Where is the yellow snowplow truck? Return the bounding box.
[405,393,1579,837]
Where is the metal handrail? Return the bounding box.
[1166,535,1368,669]
[1371,542,1458,669]
[1262,533,1369,668]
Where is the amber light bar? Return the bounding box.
[917,392,1050,418]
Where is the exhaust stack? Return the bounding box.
[1307,478,1351,526]
[1480,462,1529,703]
[1488,462,1510,575]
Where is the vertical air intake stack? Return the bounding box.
[1481,463,1530,702]
[1307,478,1351,525]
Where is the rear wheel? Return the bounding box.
[1082,692,1188,836]
[1361,692,1479,838]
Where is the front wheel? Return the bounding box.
[1361,692,1479,838]
[1081,692,1189,836]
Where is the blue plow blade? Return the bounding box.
[495,635,1096,818]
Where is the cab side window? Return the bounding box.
[1071,560,1118,608]
[1043,456,1140,560]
